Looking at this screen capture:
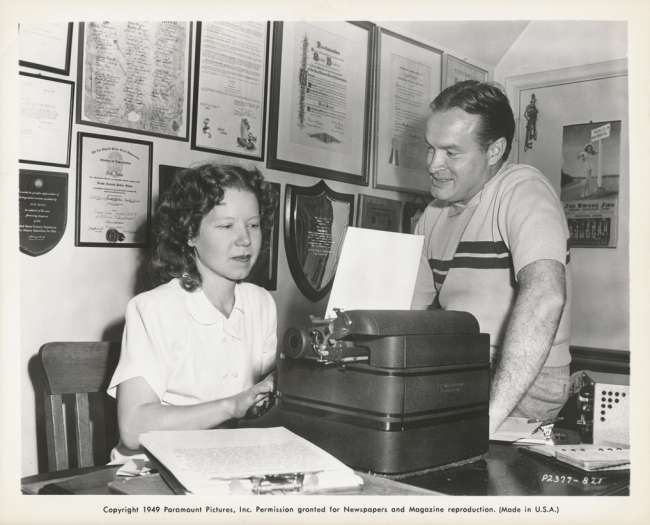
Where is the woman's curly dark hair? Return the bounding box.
[150,163,274,291]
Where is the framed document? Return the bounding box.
[19,22,73,75]
[356,194,402,233]
[402,197,429,234]
[444,54,488,87]
[75,133,153,247]
[268,21,374,185]
[245,182,281,290]
[77,22,192,140]
[19,72,74,167]
[192,22,269,160]
[158,164,184,205]
[284,180,354,301]
[374,28,442,195]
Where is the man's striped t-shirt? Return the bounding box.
[413,163,571,367]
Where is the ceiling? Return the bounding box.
[379,21,530,68]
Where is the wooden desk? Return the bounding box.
[22,443,628,496]
[404,443,629,496]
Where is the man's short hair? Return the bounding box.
[430,80,515,162]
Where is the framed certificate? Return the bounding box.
[158,164,184,205]
[77,22,192,140]
[75,133,153,247]
[268,21,374,186]
[19,72,74,167]
[444,54,488,88]
[19,22,73,75]
[245,182,281,290]
[356,194,402,233]
[374,28,442,195]
[402,197,429,234]
[191,22,269,160]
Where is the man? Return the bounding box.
[411,81,571,434]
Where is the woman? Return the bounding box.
[107,164,277,460]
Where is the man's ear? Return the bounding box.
[487,137,507,166]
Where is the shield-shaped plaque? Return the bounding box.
[284,180,354,301]
[19,170,68,256]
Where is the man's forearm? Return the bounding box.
[489,260,566,433]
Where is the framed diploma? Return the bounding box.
[192,22,269,160]
[245,182,281,290]
[19,22,73,75]
[444,54,488,88]
[75,133,153,247]
[19,72,74,167]
[268,21,374,186]
[374,28,442,195]
[77,22,192,140]
[356,194,402,233]
[284,180,354,301]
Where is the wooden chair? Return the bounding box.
[39,342,121,472]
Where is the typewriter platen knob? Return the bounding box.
[282,327,313,359]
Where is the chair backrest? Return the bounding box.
[39,341,120,472]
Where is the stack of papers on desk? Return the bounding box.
[521,444,630,472]
[489,417,550,445]
[140,427,363,495]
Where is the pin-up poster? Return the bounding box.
[561,121,621,248]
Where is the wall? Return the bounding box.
[494,21,629,352]
[494,21,627,80]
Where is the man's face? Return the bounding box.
[425,108,493,204]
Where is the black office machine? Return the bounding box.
[275,309,490,475]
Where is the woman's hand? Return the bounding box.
[228,374,275,419]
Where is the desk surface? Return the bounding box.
[22,443,629,496]
[21,466,436,496]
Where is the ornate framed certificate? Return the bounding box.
[356,194,402,233]
[191,22,269,160]
[19,22,73,75]
[284,180,354,301]
[77,22,192,140]
[75,133,153,247]
[374,28,442,195]
[19,72,74,167]
[268,21,374,185]
[444,54,488,87]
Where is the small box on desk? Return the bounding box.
[275,309,490,476]
[575,371,629,446]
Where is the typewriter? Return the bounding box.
[272,309,490,475]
